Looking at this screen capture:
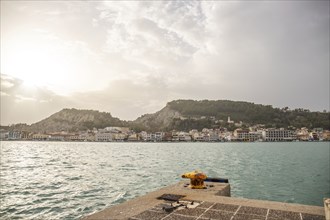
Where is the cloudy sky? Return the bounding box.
[1,1,329,125]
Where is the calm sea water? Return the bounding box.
[0,141,329,219]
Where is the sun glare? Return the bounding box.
[3,41,69,88]
[1,30,106,95]
[0,29,84,95]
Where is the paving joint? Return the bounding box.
[83,181,326,220]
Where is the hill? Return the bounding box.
[27,108,127,132]
[132,105,182,131]
[134,100,330,131]
[3,100,329,132]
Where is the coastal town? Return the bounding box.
[1,120,329,142]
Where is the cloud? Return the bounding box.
[1,1,329,125]
[0,74,73,125]
[68,77,172,120]
[1,73,170,124]
[1,78,15,89]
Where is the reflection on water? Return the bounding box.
[0,141,329,219]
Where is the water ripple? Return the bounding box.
[0,141,329,219]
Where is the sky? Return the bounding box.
[1,1,329,125]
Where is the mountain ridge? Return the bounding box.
[2,100,329,132]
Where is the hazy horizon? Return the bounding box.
[1,1,329,125]
[0,98,328,126]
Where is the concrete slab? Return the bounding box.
[82,181,325,220]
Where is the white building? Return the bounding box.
[113,133,127,141]
[178,132,191,141]
[48,135,65,141]
[139,131,148,141]
[234,129,262,142]
[265,129,295,141]
[8,131,22,140]
[146,133,155,141]
[79,132,95,141]
[32,133,50,141]
[209,132,219,142]
[95,132,113,142]
[128,133,139,141]
[155,132,165,142]
[192,133,204,141]
[0,129,9,140]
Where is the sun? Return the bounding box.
[1,29,104,95]
[1,37,70,88]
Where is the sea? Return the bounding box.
[0,141,329,219]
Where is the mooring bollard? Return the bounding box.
[181,170,229,189]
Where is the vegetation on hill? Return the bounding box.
[164,100,329,131]
[132,105,182,132]
[133,100,329,131]
[2,100,329,133]
[28,108,127,132]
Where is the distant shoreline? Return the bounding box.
[1,139,328,143]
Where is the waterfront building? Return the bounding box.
[145,133,155,141]
[48,134,65,141]
[113,133,127,141]
[234,129,263,142]
[203,133,210,142]
[322,130,330,141]
[233,129,249,141]
[163,132,173,141]
[171,131,191,141]
[172,132,179,141]
[8,131,22,140]
[178,132,192,141]
[127,133,139,141]
[296,127,309,141]
[0,129,9,140]
[67,134,83,141]
[311,128,324,141]
[189,129,199,140]
[219,131,233,141]
[79,132,95,141]
[192,132,204,141]
[20,131,31,140]
[95,132,113,142]
[155,132,165,141]
[139,131,148,141]
[248,131,263,142]
[32,133,50,141]
[265,128,295,141]
[209,132,219,141]
[310,132,319,141]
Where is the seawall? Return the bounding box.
[83,181,326,220]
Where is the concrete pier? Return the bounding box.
[83,181,325,220]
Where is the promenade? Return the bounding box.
[83,181,326,220]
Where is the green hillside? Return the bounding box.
[165,100,329,131]
[3,100,329,133]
